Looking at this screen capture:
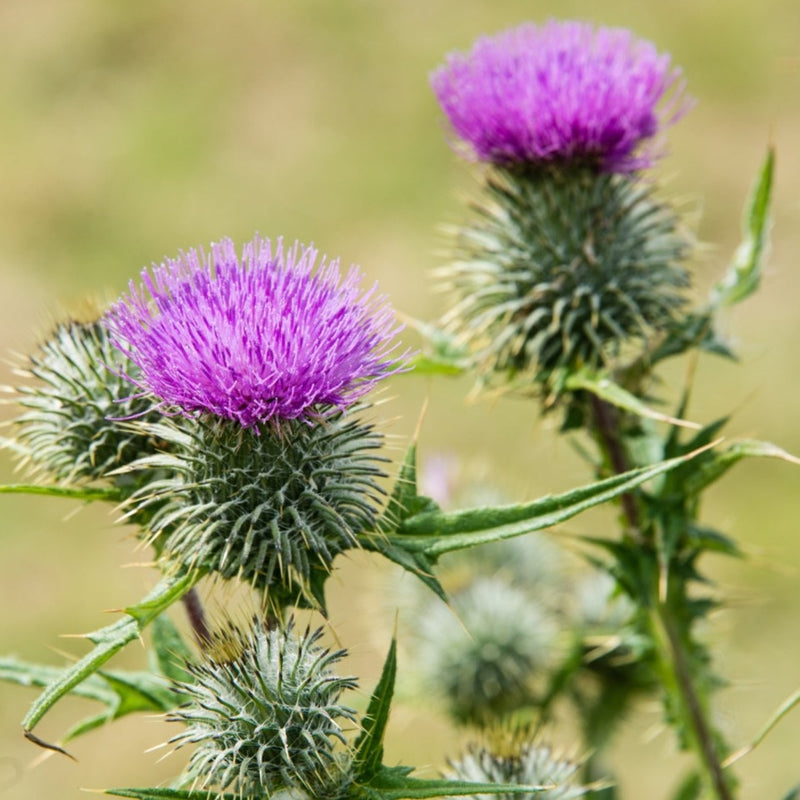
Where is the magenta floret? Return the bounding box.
[431,20,690,172]
[106,236,406,427]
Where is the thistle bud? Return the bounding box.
[416,577,559,725]
[9,318,160,485]
[447,736,587,800]
[169,618,356,798]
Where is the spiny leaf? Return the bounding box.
[710,146,774,308]
[22,568,201,742]
[564,369,700,429]
[371,445,713,559]
[149,613,195,684]
[0,483,121,502]
[105,790,239,800]
[353,638,398,781]
[380,440,439,532]
[356,768,549,799]
[361,536,446,602]
[682,439,800,497]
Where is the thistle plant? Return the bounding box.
[104,234,404,609]
[1,15,798,800]
[431,21,692,394]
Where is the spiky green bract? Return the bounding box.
[416,577,559,725]
[440,165,690,390]
[446,734,587,800]
[9,319,161,485]
[169,618,356,798]
[126,409,386,607]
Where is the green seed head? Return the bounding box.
[440,165,691,390]
[9,318,161,485]
[447,732,586,800]
[416,577,559,725]
[170,618,356,798]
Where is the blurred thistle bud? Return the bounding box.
[431,21,693,392]
[446,730,587,800]
[7,316,161,485]
[416,576,559,725]
[169,617,357,799]
[105,235,408,607]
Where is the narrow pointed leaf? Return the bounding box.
[353,638,398,780]
[0,483,121,502]
[106,791,238,800]
[362,536,446,602]
[682,439,800,497]
[711,146,774,308]
[373,446,713,559]
[22,568,201,740]
[380,440,439,532]
[149,613,195,684]
[358,769,549,799]
[564,370,700,429]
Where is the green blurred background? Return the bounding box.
[1,2,799,798]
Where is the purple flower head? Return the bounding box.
[431,20,691,172]
[105,235,406,428]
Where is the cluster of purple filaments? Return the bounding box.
[105,236,405,428]
[431,20,690,172]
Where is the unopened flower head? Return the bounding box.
[105,235,406,428]
[169,618,356,799]
[431,20,689,172]
[9,317,160,485]
[447,734,587,800]
[416,577,559,724]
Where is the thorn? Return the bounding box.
[23,729,77,762]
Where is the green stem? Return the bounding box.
[587,394,733,800]
[649,605,733,800]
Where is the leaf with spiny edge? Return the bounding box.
[355,767,550,799]
[368,445,715,561]
[22,568,202,745]
[353,637,397,781]
[149,613,195,685]
[710,146,774,308]
[563,368,700,430]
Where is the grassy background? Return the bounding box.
[1,2,800,798]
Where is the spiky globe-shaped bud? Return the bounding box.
[8,318,161,485]
[446,735,587,800]
[439,165,691,386]
[125,410,385,607]
[416,577,559,724]
[170,618,356,798]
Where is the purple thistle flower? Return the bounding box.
[105,235,406,428]
[431,20,691,172]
